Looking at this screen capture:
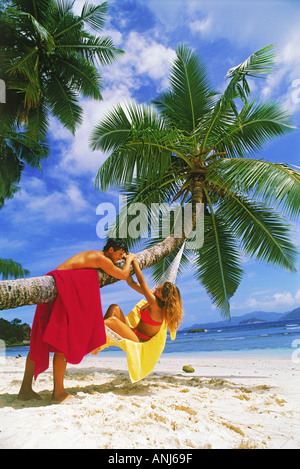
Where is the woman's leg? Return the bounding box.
[104,304,127,323]
[104,316,139,342]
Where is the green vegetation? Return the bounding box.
[0,258,30,280]
[0,317,31,346]
[0,0,123,207]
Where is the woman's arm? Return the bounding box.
[132,258,156,306]
[126,276,144,295]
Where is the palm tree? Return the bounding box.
[0,119,48,208]
[0,0,123,279]
[0,0,123,206]
[89,44,299,318]
[0,44,299,315]
[0,259,30,280]
[0,0,123,136]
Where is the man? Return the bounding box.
[18,238,135,404]
[56,238,134,279]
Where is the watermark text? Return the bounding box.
[96,196,204,249]
[291,79,300,104]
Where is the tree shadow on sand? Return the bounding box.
[0,366,272,410]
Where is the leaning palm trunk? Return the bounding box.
[0,179,203,311]
[0,235,184,311]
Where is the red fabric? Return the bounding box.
[29,269,106,379]
[140,307,163,326]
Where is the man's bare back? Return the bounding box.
[57,249,135,281]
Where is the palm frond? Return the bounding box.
[92,102,184,191]
[25,100,49,141]
[55,54,103,100]
[213,99,295,157]
[153,43,217,132]
[0,258,30,280]
[4,131,48,167]
[199,45,277,150]
[80,1,108,32]
[0,147,23,208]
[194,204,243,318]
[90,102,132,153]
[207,158,300,219]
[217,193,297,271]
[10,0,51,23]
[58,35,124,66]
[226,44,276,80]
[100,170,187,250]
[44,73,82,133]
[54,1,108,38]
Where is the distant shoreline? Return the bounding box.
[3,341,30,348]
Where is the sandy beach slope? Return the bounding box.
[0,353,299,449]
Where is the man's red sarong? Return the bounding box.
[29,269,106,379]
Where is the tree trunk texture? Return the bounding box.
[0,234,184,311]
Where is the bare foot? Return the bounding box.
[50,392,79,405]
[17,389,42,401]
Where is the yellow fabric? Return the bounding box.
[91,299,176,383]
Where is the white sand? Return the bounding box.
[0,353,299,449]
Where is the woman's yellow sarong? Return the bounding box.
[91,300,176,383]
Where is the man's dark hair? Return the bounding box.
[103,238,128,253]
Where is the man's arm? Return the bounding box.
[96,253,135,280]
[57,251,135,280]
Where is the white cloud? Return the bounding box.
[100,29,176,93]
[144,0,300,113]
[10,181,91,224]
[231,288,300,312]
[49,86,133,177]
[124,31,176,82]
[48,29,176,179]
[189,17,211,35]
[261,28,300,114]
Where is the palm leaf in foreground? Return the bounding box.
[216,194,297,271]
[194,212,243,318]
[207,158,300,220]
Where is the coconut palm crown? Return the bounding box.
[0,0,123,137]
[90,44,300,318]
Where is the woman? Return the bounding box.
[104,256,183,342]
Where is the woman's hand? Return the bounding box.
[124,253,136,263]
[126,273,144,295]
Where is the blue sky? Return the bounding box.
[1,0,300,328]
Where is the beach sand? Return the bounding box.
[0,353,299,449]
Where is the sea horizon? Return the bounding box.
[2,317,300,362]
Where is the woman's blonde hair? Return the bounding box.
[162,282,183,335]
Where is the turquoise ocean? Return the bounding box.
[3,318,300,359]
